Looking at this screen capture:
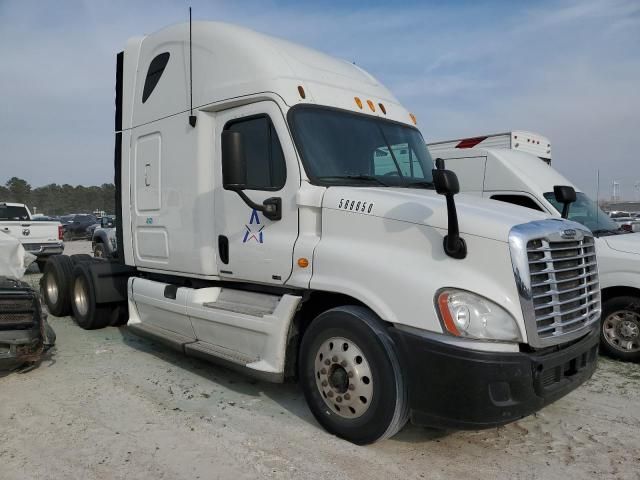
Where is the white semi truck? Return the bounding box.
[429,133,640,362]
[41,22,600,444]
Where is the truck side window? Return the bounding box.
[491,194,544,212]
[142,52,170,103]
[225,116,286,190]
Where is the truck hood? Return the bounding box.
[603,232,640,256]
[322,186,551,242]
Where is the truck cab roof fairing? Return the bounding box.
[125,22,411,129]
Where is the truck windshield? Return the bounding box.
[0,205,29,221]
[289,106,434,187]
[543,192,623,235]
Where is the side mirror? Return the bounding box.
[220,129,282,221]
[433,166,460,196]
[553,185,576,219]
[221,130,247,190]
[432,158,466,259]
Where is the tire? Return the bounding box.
[299,306,409,444]
[69,263,112,330]
[93,243,107,259]
[70,254,93,265]
[600,296,640,362]
[36,259,47,273]
[41,255,74,317]
[63,231,72,242]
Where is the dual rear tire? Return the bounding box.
[41,255,125,329]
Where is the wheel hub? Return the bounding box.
[314,337,373,419]
[45,273,58,305]
[603,310,640,353]
[73,277,89,317]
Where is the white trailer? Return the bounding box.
[429,131,552,164]
[41,22,600,444]
[429,134,640,362]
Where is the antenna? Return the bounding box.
[188,7,197,127]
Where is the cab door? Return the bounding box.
[214,101,300,285]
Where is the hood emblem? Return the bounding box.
[561,229,577,239]
[22,228,30,236]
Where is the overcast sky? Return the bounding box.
[0,0,638,200]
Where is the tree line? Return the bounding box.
[1,177,115,216]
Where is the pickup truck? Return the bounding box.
[0,202,64,272]
[92,217,117,259]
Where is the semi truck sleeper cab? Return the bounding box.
[41,21,599,444]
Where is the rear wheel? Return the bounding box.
[70,254,93,264]
[601,296,640,362]
[70,263,112,330]
[41,255,74,317]
[299,306,409,444]
[93,243,107,259]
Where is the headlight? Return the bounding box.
[436,289,522,342]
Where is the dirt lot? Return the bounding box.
[1,241,639,480]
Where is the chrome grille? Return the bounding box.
[509,219,602,348]
[526,237,600,340]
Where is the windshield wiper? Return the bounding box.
[316,175,389,187]
[402,180,434,189]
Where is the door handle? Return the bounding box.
[218,235,229,264]
[144,163,151,186]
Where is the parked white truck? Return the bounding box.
[40,22,601,444]
[429,133,640,362]
[0,202,64,271]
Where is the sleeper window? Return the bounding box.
[225,116,286,190]
[142,52,170,103]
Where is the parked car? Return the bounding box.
[612,216,640,233]
[0,202,64,272]
[62,214,98,241]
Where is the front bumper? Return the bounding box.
[389,326,599,430]
[0,277,50,369]
[23,242,64,258]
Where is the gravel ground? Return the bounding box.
[2,241,639,479]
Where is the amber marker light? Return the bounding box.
[297,85,306,99]
[366,100,376,112]
[409,113,417,125]
[298,258,309,268]
[378,103,386,114]
[354,97,363,109]
[437,292,460,336]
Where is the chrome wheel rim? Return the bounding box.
[314,337,373,419]
[45,273,59,305]
[603,310,640,353]
[73,277,89,317]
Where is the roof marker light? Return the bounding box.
[409,113,417,125]
[378,103,386,114]
[367,100,376,112]
[354,97,363,109]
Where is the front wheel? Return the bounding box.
[601,296,640,362]
[299,306,409,444]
